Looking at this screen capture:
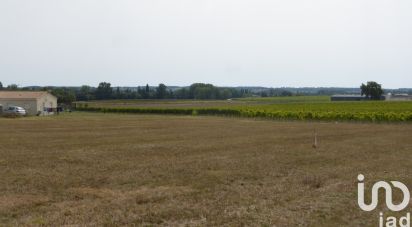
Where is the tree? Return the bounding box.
[95,82,112,100]
[51,88,76,104]
[7,84,18,90]
[280,90,293,97]
[114,87,122,99]
[189,83,220,99]
[77,85,94,101]
[260,91,268,97]
[220,88,232,100]
[174,88,189,99]
[361,81,383,100]
[156,84,167,99]
[137,86,144,99]
[145,84,150,99]
[0,82,3,90]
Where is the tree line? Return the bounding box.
[89,82,255,101]
[0,80,389,104]
[0,82,261,104]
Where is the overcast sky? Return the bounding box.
[0,0,411,88]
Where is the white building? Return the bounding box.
[385,93,412,101]
[0,91,58,116]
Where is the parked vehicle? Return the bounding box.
[3,106,27,116]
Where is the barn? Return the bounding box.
[0,91,58,116]
[330,95,366,101]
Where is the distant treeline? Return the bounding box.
[1,81,411,104]
[0,82,296,104]
[69,83,258,103]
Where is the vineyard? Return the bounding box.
[75,98,412,122]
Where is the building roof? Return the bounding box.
[0,91,52,99]
[331,94,365,97]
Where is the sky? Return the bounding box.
[0,0,411,88]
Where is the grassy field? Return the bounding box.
[75,97,412,122]
[1,112,412,226]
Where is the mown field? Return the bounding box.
[1,113,412,226]
[75,96,412,122]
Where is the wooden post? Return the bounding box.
[312,129,318,149]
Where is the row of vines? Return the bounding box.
[76,101,412,122]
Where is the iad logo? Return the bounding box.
[357,174,411,227]
[358,174,410,212]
